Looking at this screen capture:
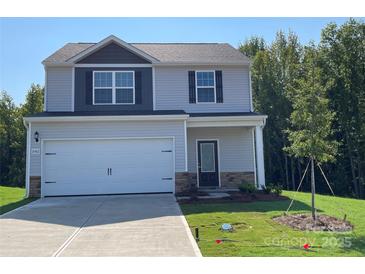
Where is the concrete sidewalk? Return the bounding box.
[0,194,201,257]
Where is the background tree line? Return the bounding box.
[240,18,364,198]
[0,84,43,186]
[0,19,363,199]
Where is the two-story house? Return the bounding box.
[23,35,267,197]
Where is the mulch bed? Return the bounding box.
[273,214,353,232]
[177,191,288,204]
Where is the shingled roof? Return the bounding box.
[43,38,250,65]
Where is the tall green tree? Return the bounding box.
[284,45,339,219]
[21,84,44,115]
[320,19,365,198]
[0,84,43,187]
[0,91,22,185]
[240,31,302,190]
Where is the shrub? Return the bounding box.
[272,184,283,195]
[239,183,257,194]
[261,184,273,194]
[261,184,283,195]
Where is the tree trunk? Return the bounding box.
[291,157,295,191]
[346,132,359,197]
[311,157,316,221]
[358,158,364,198]
[297,158,302,188]
[349,154,359,197]
[284,154,289,190]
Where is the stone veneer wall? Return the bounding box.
[29,176,41,197]
[220,172,255,188]
[175,171,255,193]
[175,172,196,193]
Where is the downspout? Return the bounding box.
[23,119,31,198]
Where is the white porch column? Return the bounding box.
[255,125,266,188]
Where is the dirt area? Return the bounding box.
[177,191,288,204]
[273,214,353,232]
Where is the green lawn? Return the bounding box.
[0,186,37,215]
[180,191,365,256]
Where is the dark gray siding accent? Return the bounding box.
[76,42,151,64]
[74,67,153,111]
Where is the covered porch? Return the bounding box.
[176,113,267,193]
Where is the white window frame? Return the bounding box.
[195,70,216,104]
[93,71,135,105]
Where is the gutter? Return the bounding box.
[24,114,190,123]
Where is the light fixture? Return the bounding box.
[34,131,39,143]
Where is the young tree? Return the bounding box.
[285,45,339,220]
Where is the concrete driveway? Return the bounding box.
[0,194,201,257]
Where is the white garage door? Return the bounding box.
[42,138,174,196]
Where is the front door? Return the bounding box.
[197,140,219,187]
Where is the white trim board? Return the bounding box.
[153,62,250,67]
[43,66,47,111]
[24,114,189,123]
[249,69,254,112]
[24,121,31,198]
[251,127,258,188]
[74,64,153,68]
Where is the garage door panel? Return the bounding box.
[43,138,174,196]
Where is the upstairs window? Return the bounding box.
[196,71,216,103]
[93,71,135,105]
[115,71,134,104]
[94,72,113,104]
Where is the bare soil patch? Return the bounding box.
[273,214,353,232]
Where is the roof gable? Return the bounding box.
[63,35,159,64]
[76,42,151,64]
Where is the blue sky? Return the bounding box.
[0,17,355,104]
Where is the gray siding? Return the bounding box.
[46,67,73,111]
[187,127,255,172]
[77,42,150,64]
[155,66,251,112]
[74,67,153,111]
[30,120,186,176]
